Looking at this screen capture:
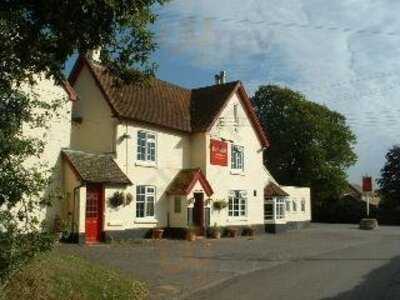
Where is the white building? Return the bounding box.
[57,55,311,243]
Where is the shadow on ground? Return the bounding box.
[322,256,400,300]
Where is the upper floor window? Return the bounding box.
[137,131,156,162]
[231,144,244,170]
[228,190,247,217]
[301,199,306,212]
[136,185,155,218]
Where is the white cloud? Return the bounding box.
[154,0,400,183]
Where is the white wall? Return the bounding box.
[19,76,73,229]
[205,92,273,227]
[281,186,311,222]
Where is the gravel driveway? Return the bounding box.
[60,223,400,299]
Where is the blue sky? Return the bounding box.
[66,0,400,185]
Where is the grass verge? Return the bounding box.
[1,249,148,300]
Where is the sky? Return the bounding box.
[66,0,400,185]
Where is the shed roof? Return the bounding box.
[62,149,131,185]
[264,182,289,198]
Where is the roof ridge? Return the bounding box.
[191,80,240,91]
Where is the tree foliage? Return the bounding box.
[0,0,165,283]
[377,145,400,208]
[252,85,357,206]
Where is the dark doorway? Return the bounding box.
[193,193,205,235]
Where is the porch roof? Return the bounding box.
[62,149,132,185]
[264,182,289,199]
[167,168,214,197]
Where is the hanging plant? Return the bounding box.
[125,192,133,206]
[213,200,228,210]
[109,191,125,208]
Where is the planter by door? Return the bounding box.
[193,193,205,235]
[85,184,104,243]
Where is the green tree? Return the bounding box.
[0,0,165,282]
[377,145,400,208]
[252,85,357,216]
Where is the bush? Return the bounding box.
[0,230,55,284]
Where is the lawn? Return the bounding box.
[1,247,148,300]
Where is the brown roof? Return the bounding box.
[63,149,132,185]
[69,56,270,147]
[264,182,289,198]
[167,168,214,197]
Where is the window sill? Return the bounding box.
[230,169,245,176]
[134,218,158,224]
[227,218,248,222]
[135,161,157,168]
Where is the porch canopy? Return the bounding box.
[167,168,214,197]
[62,149,132,185]
[264,182,289,199]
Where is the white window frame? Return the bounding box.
[301,199,306,212]
[292,199,297,212]
[286,199,291,212]
[275,197,285,220]
[231,144,244,171]
[228,190,247,217]
[136,185,156,218]
[136,131,157,165]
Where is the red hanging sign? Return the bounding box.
[210,139,228,166]
[362,176,372,192]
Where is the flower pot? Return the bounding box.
[227,228,239,238]
[212,231,221,239]
[152,228,164,240]
[186,231,196,242]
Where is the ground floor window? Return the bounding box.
[301,199,306,212]
[276,198,285,219]
[264,200,273,220]
[136,185,155,218]
[228,190,247,217]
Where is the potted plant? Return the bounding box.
[242,226,256,237]
[186,226,196,241]
[227,227,239,238]
[213,200,228,210]
[210,223,221,239]
[152,228,164,240]
[109,191,125,208]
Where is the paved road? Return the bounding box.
[191,233,400,300]
[60,224,400,299]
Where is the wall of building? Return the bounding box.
[70,65,116,154]
[281,186,311,223]
[19,76,73,229]
[205,92,273,227]
[105,121,192,231]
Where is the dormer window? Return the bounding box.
[137,131,156,162]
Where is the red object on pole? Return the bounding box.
[362,176,372,192]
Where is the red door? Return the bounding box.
[85,184,103,243]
